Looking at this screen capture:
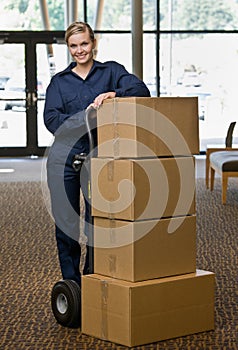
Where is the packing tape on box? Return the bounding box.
[108,205,116,219]
[112,98,120,158]
[100,279,109,340]
[108,161,115,219]
[107,160,114,181]
[109,254,117,274]
[109,220,117,274]
[107,160,116,219]
[109,219,116,243]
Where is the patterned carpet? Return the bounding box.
[0,179,237,349]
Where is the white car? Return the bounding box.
[0,76,46,111]
[0,76,10,90]
[0,76,25,110]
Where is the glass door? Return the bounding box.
[0,43,27,149]
[0,31,65,156]
[36,41,69,148]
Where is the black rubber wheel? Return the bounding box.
[51,279,81,328]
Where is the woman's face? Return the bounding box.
[68,29,96,66]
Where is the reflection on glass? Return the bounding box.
[160,33,238,151]
[1,1,69,31]
[37,43,69,147]
[160,0,238,31]
[87,0,131,30]
[96,34,132,69]
[143,34,157,96]
[0,44,26,147]
[143,0,157,30]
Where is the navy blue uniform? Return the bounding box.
[44,60,150,285]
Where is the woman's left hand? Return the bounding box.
[87,91,116,110]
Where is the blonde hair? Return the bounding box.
[65,21,95,44]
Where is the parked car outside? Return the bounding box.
[0,75,46,110]
[177,72,202,87]
[0,75,25,110]
[0,76,10,90]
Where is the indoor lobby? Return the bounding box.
[0,1,237,349]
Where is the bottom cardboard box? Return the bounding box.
[82,270,215,347]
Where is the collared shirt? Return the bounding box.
[44,60,151,135]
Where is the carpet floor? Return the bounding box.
[0,179,237,349]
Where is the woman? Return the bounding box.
[44,21,150,286]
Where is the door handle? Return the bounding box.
[26,92,37,107]
[26,92,31,106]
[32,92,37,107]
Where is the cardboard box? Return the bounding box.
[91,156,195,220]
[93,215,196,281]
[97,97,199,158]
[82,270,215,347]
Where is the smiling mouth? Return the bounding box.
[76,53,87,58]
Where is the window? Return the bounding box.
[1,0,238,153]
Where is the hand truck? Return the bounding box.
[50,106,96,328]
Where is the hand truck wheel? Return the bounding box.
[51,279,81,328]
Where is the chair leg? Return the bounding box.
[222,173,228,204]
[210,167,215,191]
[206,153,210,189]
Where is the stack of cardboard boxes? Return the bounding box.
[82,97,215,347]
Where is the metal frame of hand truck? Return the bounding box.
[50,107,96,328]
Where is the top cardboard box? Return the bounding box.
[97,97,199,158]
